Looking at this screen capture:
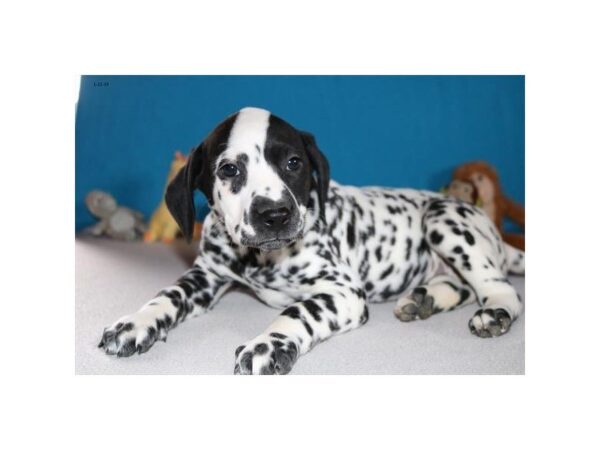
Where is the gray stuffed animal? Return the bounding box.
[85,190,147,240]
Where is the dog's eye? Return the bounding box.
[219,163,239,178]
[286,157,301,171]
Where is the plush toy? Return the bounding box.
[144,151,203,243]
[450,161,525,250]
[445,179,480,205]
[85,190,147,240]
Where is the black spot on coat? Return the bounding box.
[429,230,444,245]
[464,230,475,245]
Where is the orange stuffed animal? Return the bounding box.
[451,161,525,250]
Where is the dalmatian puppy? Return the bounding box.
[99,107,525,375]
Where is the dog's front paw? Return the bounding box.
[234,333,299,375]
[468,308,512,338]
[98,308,170,357]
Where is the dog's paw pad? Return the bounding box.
[99,311,168,357]
[234,334,299,375]
[394,289,435,322]
[468,308,512,338]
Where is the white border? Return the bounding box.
[2,1,599,448]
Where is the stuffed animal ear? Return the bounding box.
[165,143,204,241]
[300,131,330,224]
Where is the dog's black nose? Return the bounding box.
[260,206,291,229]
[250,194,297,239]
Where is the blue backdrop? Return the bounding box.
[75,75,524,231]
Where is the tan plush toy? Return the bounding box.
[144,151,203,243]
[451,161,525,250]
[446,179,480,204]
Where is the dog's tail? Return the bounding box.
[505,243,525,275]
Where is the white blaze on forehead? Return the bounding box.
[227,107,271,152]
[220,106,287,202]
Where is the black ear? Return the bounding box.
[165,143,205,241]
[300,131,330,224]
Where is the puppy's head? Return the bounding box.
[166,107,329,251]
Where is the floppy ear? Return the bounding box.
[165,143,205,241]
[300,131,330,224]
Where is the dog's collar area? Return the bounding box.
[240,230,304,252]
[255,238,295,251]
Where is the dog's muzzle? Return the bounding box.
[244,193,302,250]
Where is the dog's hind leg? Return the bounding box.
[394,273,476,322]
[422,198,523,338]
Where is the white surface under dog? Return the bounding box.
[76,237,524,375]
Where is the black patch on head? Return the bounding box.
[261,114,330,226]
[225,153,249,194]
[165,112,238,241]
[262,116,312,203]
